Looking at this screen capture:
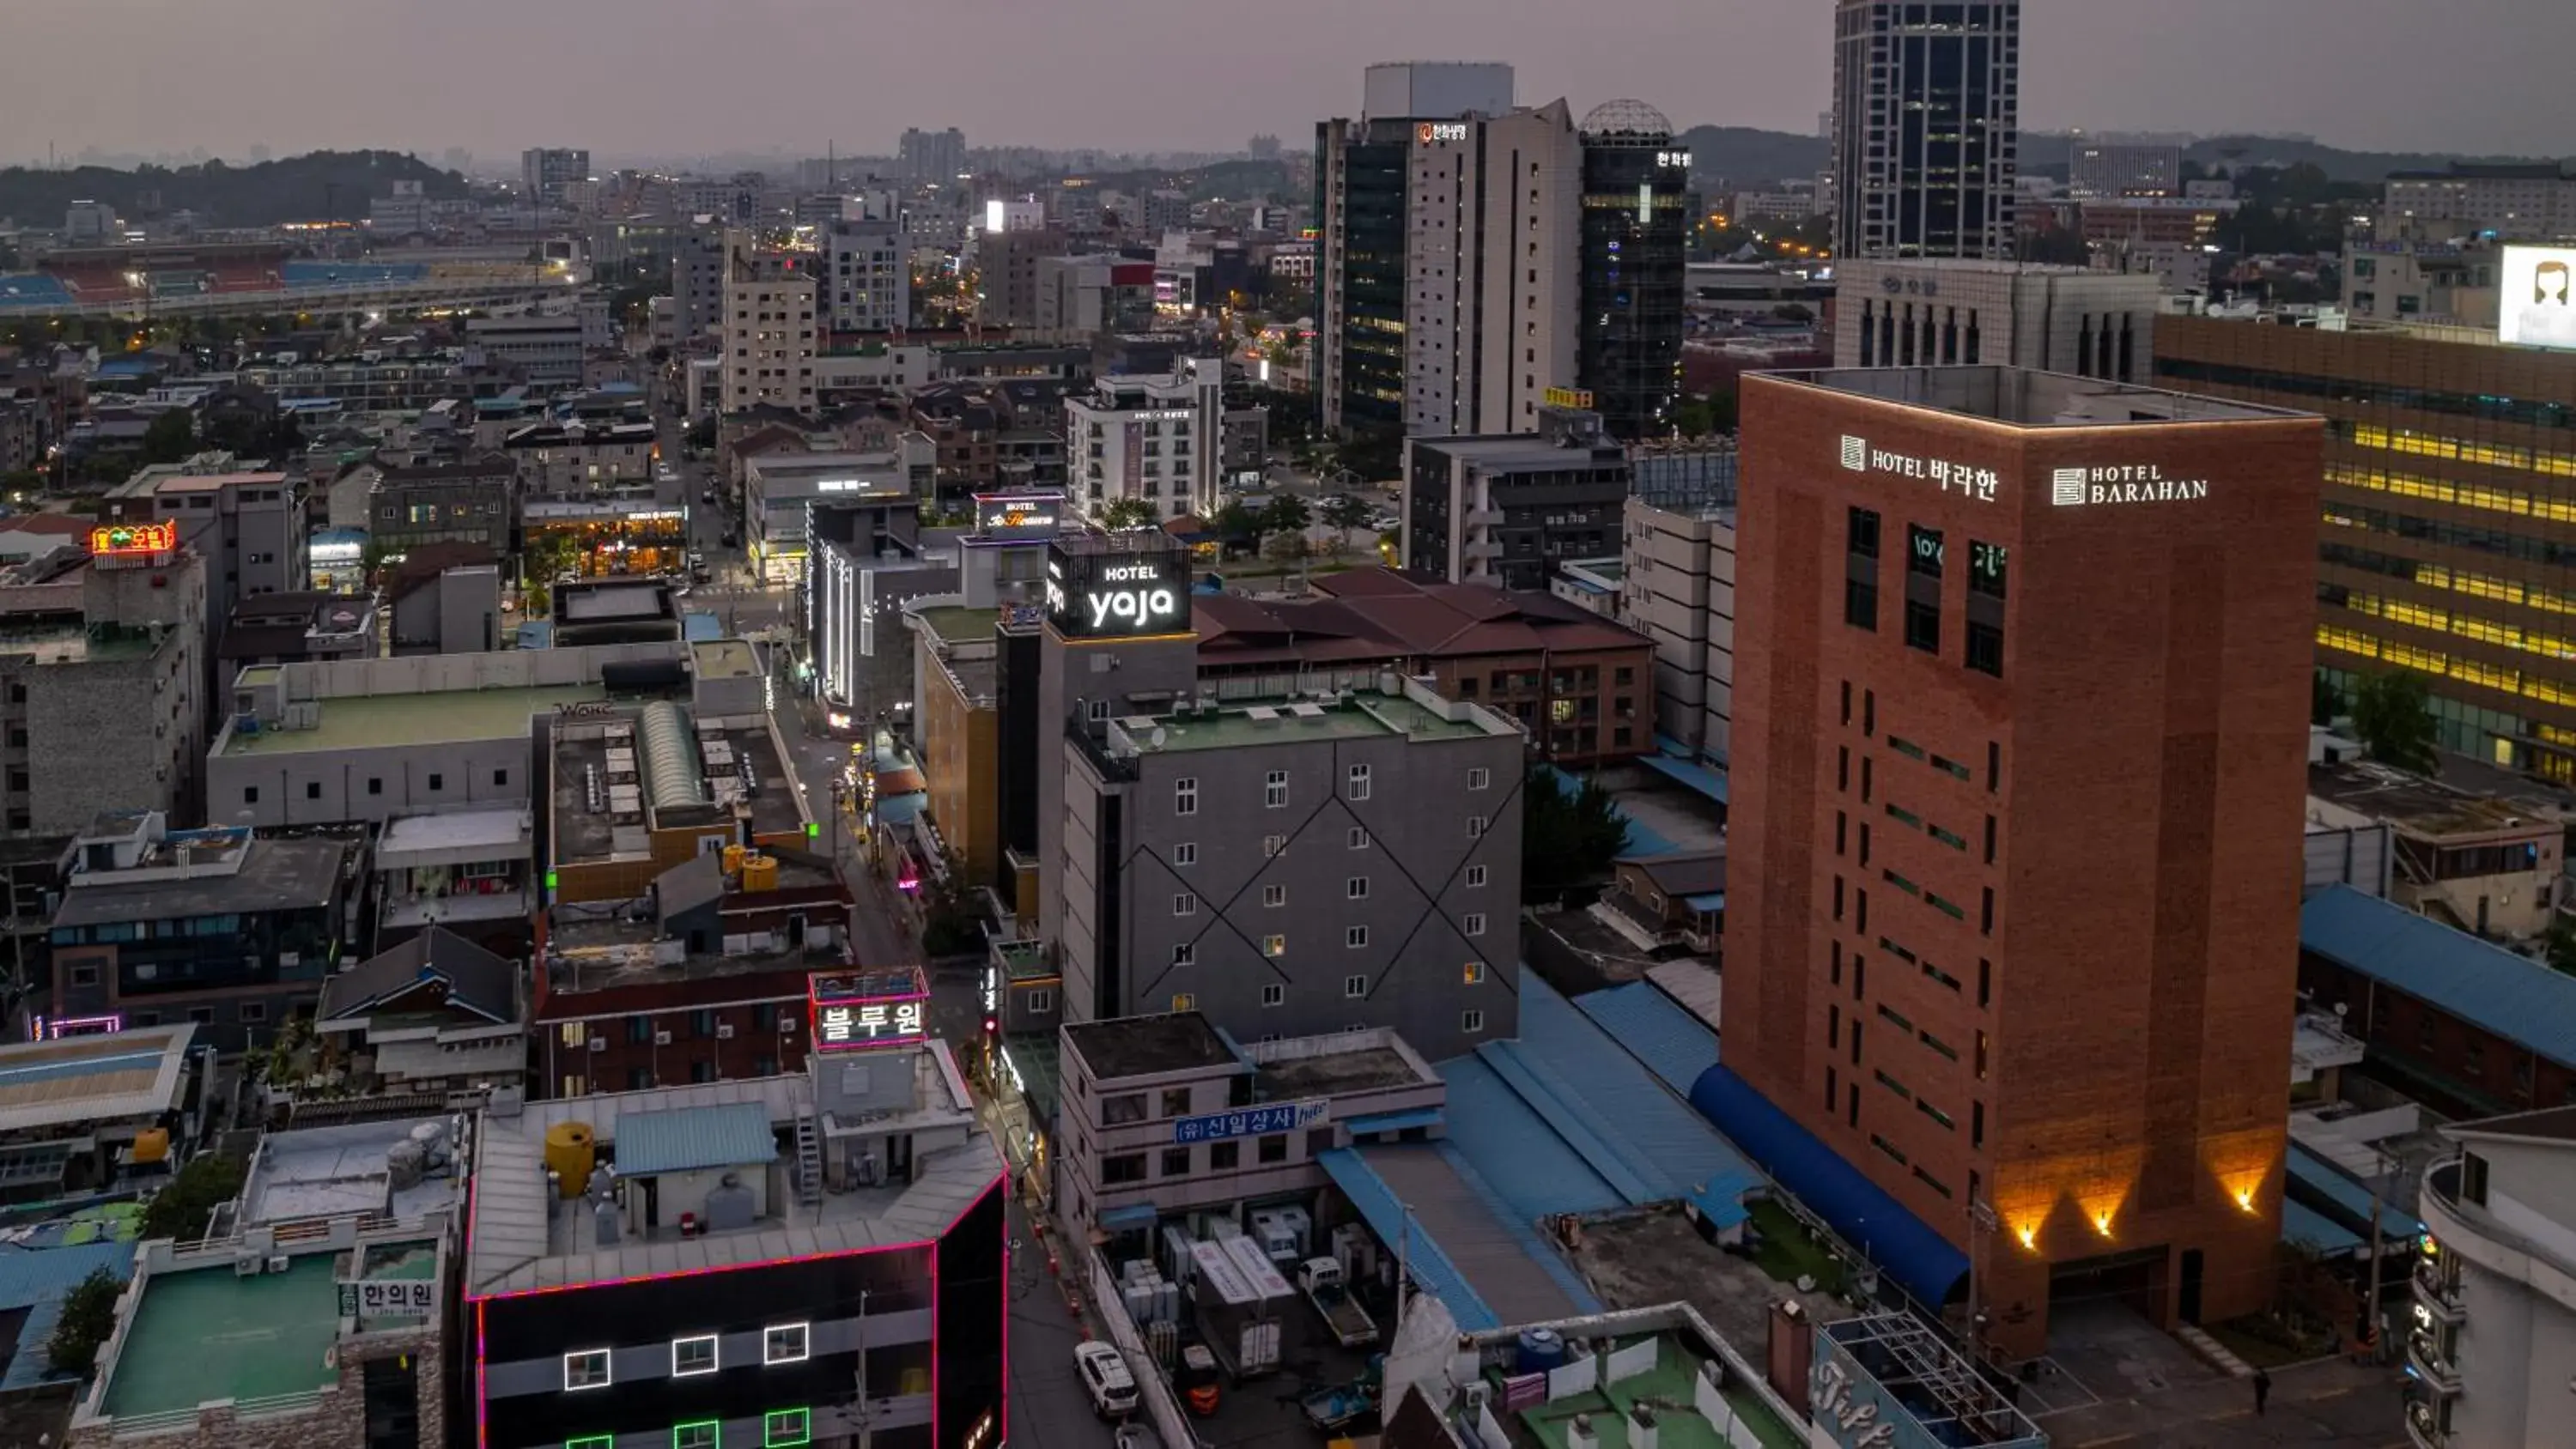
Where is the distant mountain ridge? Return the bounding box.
[0,150,469,232]
[1673,124,2564,188]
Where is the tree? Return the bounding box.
[2348,670,2439,775]
[1522,767,1629,898]
[138,408,195,466]
[1261,530,1309,566]
[1096,497,1161,530]
[918,865,984,958]
[1210,501,1261,543]
[1259,494,1310,537]
[1320,493,1373,533]
[683,416,717,450]
[45,1267,122,1377]
[2312,671,2343,727]
[141,1153,246,1243]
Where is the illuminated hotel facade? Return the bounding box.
[1721,366,2319,1359]
[2154,311,2576,778]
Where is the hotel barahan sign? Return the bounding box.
[1838,435,2211,508]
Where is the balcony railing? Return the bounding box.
[2413,1257,2465,1323]
[2406,1328,2463,1397]
[381,887,532,931]
[2404,1399,2447,1449]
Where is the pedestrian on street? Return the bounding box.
[2251,1367,2271,1416]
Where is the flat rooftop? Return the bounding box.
[550,710,804,865]
[2308,759,2557,837]
[377,807,533,866]
[222,682,603,755]
[1110,690,1502,755]
[1251,1041,1430,1099]
[1064,1014,1241,1081]
[1414,433,1625,470]
[465,1061,1000,1298]
[241,1116,470,1227]
[916,606,999,647]
[691,639,761,678]
[1496,1329,1801,1449]
[99,1252,345,1420]
[0,1026,197,1134]
[53,837,349,928]
[1770,365,2308,427]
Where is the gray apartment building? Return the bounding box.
[1404,406,1630,591]
[1054,1014,1446,1237]
[371,453,516,559]
[1056,678,1524,1062]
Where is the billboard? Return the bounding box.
[972,491,1064,541]
[2501,246,2576,350]
[809,967,931,1052]
[1045,543,1192,640]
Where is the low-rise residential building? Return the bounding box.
[386,549,506,656]
[47,812,360,1052]
[1054,1013,1444,1238]
[720,231,821,415]
[1057,679,1524,1059]
[743,446,927,585]
[368,452,516,560]
[374,805,536,955]
[911,605,1002,884]
[2306,758,2565,942]
[141,470,306,618]
[1404,406,1628,590]
[501,419,658,498]
[0,1025,210,1202]
[469,310,588,385]
[216,591,375,670]
[1595,848,1724,958]
[1621,446,1738,764]
[315,925,526,1096]
[464,1058,1006,1449]
[822,218,910,333]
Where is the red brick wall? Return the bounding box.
[1726,372,2322,1355]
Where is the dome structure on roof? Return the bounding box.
[1580,99,1674,140]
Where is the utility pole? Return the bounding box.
[1394,1203,1413,1346]
[2363,1147,2390,1360]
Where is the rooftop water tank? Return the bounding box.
[544,1122,596,1200]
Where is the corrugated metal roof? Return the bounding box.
[1473,975,1761,1229]
[2280,1199,2362,1257]
[1360,1145,1596,1326]
[2301,884,2576,1068]
[1315,1147,1497,1331]
[611,1102,778,1176]
[1435,1054,1623,1222]
[0,1240,137,1393]
[1575,982,1721,1097]
[2285,1141,2422,1240]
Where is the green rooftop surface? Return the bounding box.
[1510,1336,1801,1449]
[916,607,999,647]
[1127,693,1494,753]
[102,1253,341,1419]
[222,683,605,755]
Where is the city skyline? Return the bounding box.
[2,0,2569,164]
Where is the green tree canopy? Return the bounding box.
[141,1153,246,1244]
[1259,494,1311,536]
[45,1267,123,1378]
[1522,767,1629,898]
[1096,497,1161,530]
[2312,671,2343,728]
[1320,493,1373,532]
[1210,501,1261,541]
[138,408,195,466]
[2349,670,2439,775]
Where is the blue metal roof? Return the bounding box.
[1099,1201,1158,1230]
[1685,891,1727,912]
[0,1240,135,1393]
[1574,982,1722,1098]
[1315,1146,1498,1331]
[682,611,726,642]
[1342,1107,1443,1135]
[1469,975,1760,1229]
[2280,1199,2363,1258]
[1638,748,1729,805]
[1435,1053,1624,1222]
[2284,1141,2422,1241]
[1687,1064,1971,1307]
[612,1102,777,1176]
[2301,884,2576,1069]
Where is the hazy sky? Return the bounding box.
[4,0,2570,164]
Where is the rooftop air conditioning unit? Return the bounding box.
[588,1037,606,1053]
[265,1255,290,1275]
[654,1030,673,1046]
[234,1253,262,1277]
[716,1024,736,1040]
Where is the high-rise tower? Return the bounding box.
[1830,0,2021,260]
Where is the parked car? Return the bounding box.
[1075,1342,1139,1419]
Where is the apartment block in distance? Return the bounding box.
[1715,366,2321,1359]
[720,231,820,415]
[2154,305,2576,775]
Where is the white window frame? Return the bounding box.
[1175,777,1199,815]
[1346,876,1369,900]
[1172,992,1197,1011]
[1462,1009,1487,1034]
[1263,934,1287,958]
[1173,892,1198,917]
[563,1348,613,1391]
[1347,826,1370,850]
[1263,883,1287,908]
[1348,763,1372,800]
[1464,912,1487,937]
[1467,766,1492,791]
[1344,973,1369,998]
[1173,943,1194,966]
[1028,987,1055,1014]
[1262,984,1285,1008]
[1467,815,1489,839]
[1463,961,1487,985]
[1265,769,1290,809]
[1173,841,1197,866]
[1264,834,1286,858]
[1347,925,1369,949]
[1466,864,1489,889]
[763,1321,811,1366]
[672,1334,720,1378]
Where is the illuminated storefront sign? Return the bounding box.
[1656,149,1693,169]
[1543,386,1595,410]
[1171,1100,1329,1144]
[1045,547,1193,640]
[1417,123,1469,143]
[88,521,178,555]
[28,1014,122,1041]
[1838,435,1998,503]
[2047,463,2210,506]
[973,492,1063,538]
[810,967,931,1052]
